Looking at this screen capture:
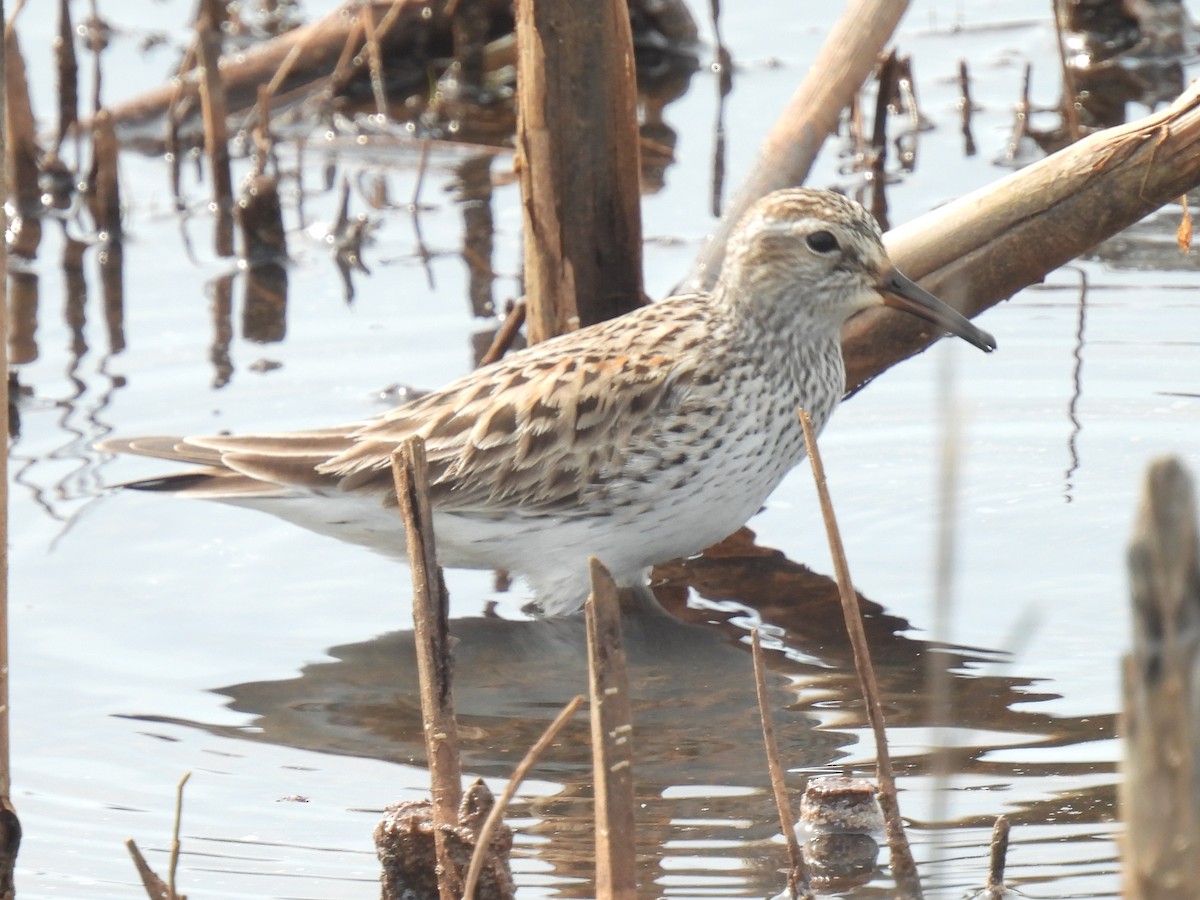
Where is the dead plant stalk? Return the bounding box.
[750,629,812,899]
[391,437,464,900]
[462,695,584,900]
[797,408,922,897]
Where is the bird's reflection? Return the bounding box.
[124,526,1111,898]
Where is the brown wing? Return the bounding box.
[100,295,715,514]
[317,296,717,514]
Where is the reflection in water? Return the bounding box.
[457,154,496,320]
[1064,268,1089,503]
[241,261,289,344]
[8,227,128,544]
[9,270,39,365]
[209,274,235,389]
[128,528,1114,897]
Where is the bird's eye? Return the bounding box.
[806,230,839,254]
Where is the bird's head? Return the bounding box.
[720,188,996,352]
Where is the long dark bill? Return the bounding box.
[879,267,997,353]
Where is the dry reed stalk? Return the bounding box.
[984,815,1010,898]
[125,839,177,900]
[391,437,464,900]
[0,2,16,893]
[477,300,526,366]
[195,0,234,257]
[957,60,976,157]
[750,629,812,899]
[797,409,922,898]
[684,0,911,291]
[168,772,191,896]
[462,695,585,900]
[585,559,637,899]
[516,0,645,343]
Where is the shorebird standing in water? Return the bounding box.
[100,189,995,615]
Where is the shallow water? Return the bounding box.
[9,0,1200,896]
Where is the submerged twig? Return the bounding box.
[797,408,921,898]
[750,629,811,899]
[462,695,584,900]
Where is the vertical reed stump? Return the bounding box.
[585,559,637,899]
[515,0,644,342]
[0,3,20,892]
[391,438,463,900]
[1122,456,1200,898]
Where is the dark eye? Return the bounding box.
[806,230,839,254]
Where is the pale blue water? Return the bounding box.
[9,0,1200,896]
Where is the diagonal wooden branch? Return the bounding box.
[844,79,1200,391]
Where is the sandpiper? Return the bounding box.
[100,189,995,615]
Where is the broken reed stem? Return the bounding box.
[168,771,191,897]
[797,408,922,898]
[125,839,173,900]
[985,814,1010,897]
[478,300,527,366]
[750,629,811,899]
[957,59,976,157]
[461,695,585,900]
[390,437,464,900]
[585,558,638,900]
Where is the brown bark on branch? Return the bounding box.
[516,0,645,342]
[843,79,1200,392]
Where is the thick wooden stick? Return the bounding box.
[516,0,644,342]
